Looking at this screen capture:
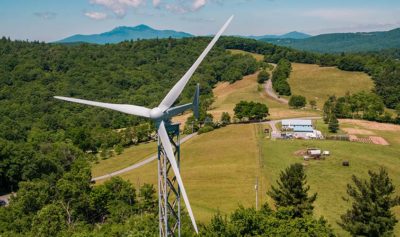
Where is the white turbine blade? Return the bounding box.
[159,15,234,111]
[54,96,151,118]
[158,121,198,234]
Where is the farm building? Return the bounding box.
[282,119,313,132]
[281,119,323,139]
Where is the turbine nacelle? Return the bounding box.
[150,107,164,120]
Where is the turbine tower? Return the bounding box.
[54,16,234,236]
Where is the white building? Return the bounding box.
[281,119,322,139]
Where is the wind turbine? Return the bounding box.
[54,16,234,236]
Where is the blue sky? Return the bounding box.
[1,0,400,42]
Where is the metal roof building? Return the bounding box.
[282,119,313,132]
[282,119,312,127]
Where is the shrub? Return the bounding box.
[198,126,215,134]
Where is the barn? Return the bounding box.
[281,119,322,139]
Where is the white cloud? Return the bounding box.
[85,11,108,20]
[163,0,209,14]
[88,0,214,16]
[192,0,207,11]
[89,0,146,17]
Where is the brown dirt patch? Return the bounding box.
[339,119,400,132]
[348,134,358,141]
[369,136,390,146]
[294,149,307,156]
[342,128,375,135]
[348,134,390,146]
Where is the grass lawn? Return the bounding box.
[261,120,400,236]
[91,141,157,178]
[117,124,261,223]
[289,63,374,109]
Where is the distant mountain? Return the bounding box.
[260,28,400,53]
[56,24,193,44]
[245,31,311,40]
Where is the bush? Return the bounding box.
[198,126,215,134]
[257,70,270,84]
[289,95,306,109]
[220,112,231,126]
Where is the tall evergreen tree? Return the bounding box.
[328,114,339,133]
[339,168,400,237]
[268,163,317,217]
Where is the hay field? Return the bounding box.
[289,63,374,108]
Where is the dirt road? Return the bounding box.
[264,79,288,104]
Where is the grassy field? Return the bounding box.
[210,69,320,121]
[289,63,374,109]
[262,120,400,236]
[92,121,400,235]
[117,124,261,222]
[228,49,264,62]
[92,141,157,178]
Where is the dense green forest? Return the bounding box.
[0,37,259,193]
[260,28,400,53]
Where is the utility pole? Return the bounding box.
[255,177,259,211]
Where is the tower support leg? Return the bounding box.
[158,123,181,237]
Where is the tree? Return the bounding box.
[268,163,317,217]
[138,184,157,214]
[234,101,269,121]
[309,100,317,110]
[201,205,334,236]
[339,168,400,236]
[289,95,307,109]
[323,96,337,124]
[328,114,339,133]
[220,112,231,126]
[257,70,270,84]
[114,144,123,155]
[184,115,199,134]
[31,204,67,237]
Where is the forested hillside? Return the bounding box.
[260,28,400,53]
[0,37,258,193]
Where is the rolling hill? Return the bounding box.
[56,24,193,44]
[261,28,400,53]
[245,31,311,40]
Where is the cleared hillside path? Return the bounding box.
[264,79,288,104]
[92,132,198,182]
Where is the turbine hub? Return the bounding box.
[150,107,164,120]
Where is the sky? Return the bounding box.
[1,0,400,42]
